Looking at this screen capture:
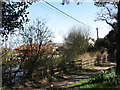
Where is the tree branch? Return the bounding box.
[104,19,115,29]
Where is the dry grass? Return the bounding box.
[77,52,97,61]
[77,51,108,61]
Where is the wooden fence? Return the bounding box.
[83,58,96,68]
[3,54,108,84]
[34,55,108,78]
[74,55,107,69]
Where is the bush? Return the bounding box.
[64,27,89,56]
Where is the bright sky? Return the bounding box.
[27,1,111,43]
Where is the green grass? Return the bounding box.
[66,67,120,89]
[67,81,120,89]
[79,82,120,88]
[67,78,92,88]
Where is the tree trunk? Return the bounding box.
[27,69,34,79]
[116,1,120,76]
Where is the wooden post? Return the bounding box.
[80,59,82,69]
[96,28,99,39]
[49,66,54,76]
[89,59,90,67]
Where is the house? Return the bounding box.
[15,44,39,51]
[52,46,58,52]
[15,44,39,55]
[88,38,95,46]
[15,44,57,55]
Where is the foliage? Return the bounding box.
[94,38,110,58]
[67,67,120,89]
[94,1,120,76]
[2,47,19,86]
[2,19,53,87]
[1,2,32,41]
[95,38,107,49]
[64,27,89,55]
[18,19,53,78]
[94,1,118,62]
[116,1,120,76]
[57,27,89,73]
[104,30,116,62]
[87,45,94,52]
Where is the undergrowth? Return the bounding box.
[66,67,120,88]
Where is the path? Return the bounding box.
[15,62,115,90]
[37,62,116,89]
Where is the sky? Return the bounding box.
[26,1,111,43]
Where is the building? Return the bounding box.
[15,44,54,55]
[88,38,95,46]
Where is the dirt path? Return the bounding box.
[20,62,115,89]
[36,62,116,89]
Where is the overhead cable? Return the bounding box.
[42,0,95,29]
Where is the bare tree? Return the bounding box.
[94,2,118,30]
[18,19,53,78]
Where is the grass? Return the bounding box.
[66,78,92,88]
[66,67,120,89]
[3,65,118,89]
[66,81,120,89]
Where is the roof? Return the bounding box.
[15,44,53,51]
[15,44,39,50]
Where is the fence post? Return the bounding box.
[80,59,82,69]
[89,59,90,67]
[71,60,74,68]
[49,66,54,76]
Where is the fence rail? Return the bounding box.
[3,55,108,84]
[81,58,97,68]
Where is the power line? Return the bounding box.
[42,0,95,29]
[40,0,108,39]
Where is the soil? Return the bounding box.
[31,62,116,89]
[11,62,116,90]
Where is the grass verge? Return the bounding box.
[66,67,120,89]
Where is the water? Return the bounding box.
[3,65,24,83]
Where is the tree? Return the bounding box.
[62,1,118,30]
[1,1,32,41]
[103,30,116,62]
[18,19,53,78]
[1,40,21,86]
[59,27,89,73]
[94,2,118,30]
[64,27,89,56]
[116,1,120,76]
[95,38,106,49]
[94,1,120,76]
[94,1,118,58]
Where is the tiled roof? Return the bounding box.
[15,44,53,51]
[15,44,40,50]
